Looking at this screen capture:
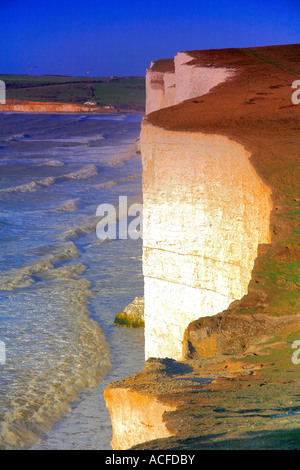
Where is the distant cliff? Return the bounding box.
[145,52,235,114]
[0,75,145,112]
[105,44,300,450]
[0,99,107,113]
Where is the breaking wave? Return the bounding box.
[61,164,98,180]
[118,174,141,183]
[56,199,80,212]
[0,237,112,450]
[0,277,111,450]
[0,242,81,290]
[93,180,117,189]
[0,177,56,194]
[93,174,141,190]
[0,165,98,195]
[110,143,138,166]
[61,220,98,240]
[40,160,65,167]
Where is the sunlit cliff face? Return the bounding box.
[141,123,272,360]
[104,387,176,450]
[142,51,272,360]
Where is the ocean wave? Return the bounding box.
[7,133,31,141]
[0,164,98,195]
[0,176,56,194]
[0,242,81,290]
[93,174,141,191]
[53,133,104,144]
[56,199,79,212]
[32,241,81,263]
[10,134,104,145]
[93,180,117,189]
[0,278,111,450]
[40,160,65,167]
[110,143,138,166]
[62,164,98,180]
[0,259,54,290]
[38,262,87,280]
[61,220,98,240]
[118,174,141,183]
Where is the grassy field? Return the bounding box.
[0,74,145,112]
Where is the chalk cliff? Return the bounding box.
[145,58,175,114]
[104,44,300,450]
[144,50,266,360]
[145,51,235,114]
[141,123,271,360]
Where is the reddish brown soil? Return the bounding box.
[149,58,175,73]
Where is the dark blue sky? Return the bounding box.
[0,0,299,77]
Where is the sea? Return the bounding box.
[0,112,145,450]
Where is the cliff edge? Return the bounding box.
[104,44,300,450]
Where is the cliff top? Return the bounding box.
[147,44,300,133]
[184,44,300,70]
[149,58,175,73]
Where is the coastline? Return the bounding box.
[0,99,144,114]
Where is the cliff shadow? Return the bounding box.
[146,357,194,376]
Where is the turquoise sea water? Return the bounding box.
[0,112,145,449]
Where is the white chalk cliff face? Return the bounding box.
[141,52,272,360]
[145,65,175,114]
[145,52,235,114]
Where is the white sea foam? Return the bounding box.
[0,259,54,290]
[7,133,28,141]
[41,160,65,167]
[56,199,79,212]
